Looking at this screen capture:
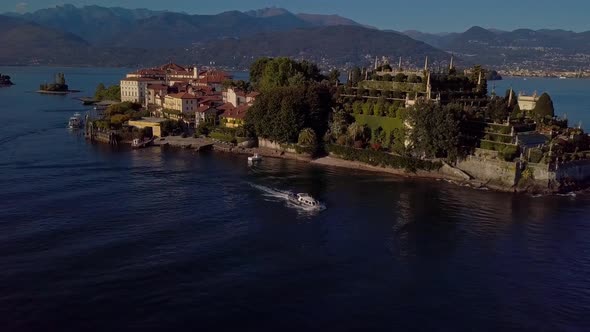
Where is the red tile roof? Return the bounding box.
[196,105,217,113]
[221,104,250,120]
[167,92,198,99]
[217,102,235,111]
[247,91,260,98]
[122,77,160,82]
[147,84,168,91]
[160,63,187,72]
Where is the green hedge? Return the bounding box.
[326,144,442,172]
[484,133,513,144]
[487,124,512,135]
[210,131,234,142]
[528,148,544,163]
[480,140,513,151]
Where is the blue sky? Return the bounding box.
[3,0,589,33]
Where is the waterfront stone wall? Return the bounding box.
[258,138,297,154]
[456,156,518,187]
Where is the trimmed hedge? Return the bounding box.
[487,124,511,135]
[210,131,234,142]
[480,140,514,151]
[326,144,442,172]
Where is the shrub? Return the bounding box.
[528,148,543,163]
[326,144,442,172]
[209,130,234,142]
[501,145,519,161]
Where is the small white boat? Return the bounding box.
[68,112,83,129]
[248,153,262,162]
[559,76,567,80]
[288,193,323,209]
[132,137,154,149]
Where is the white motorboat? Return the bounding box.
[287,193,323,209]
[68,112,83,129]
[132,137,154,149]
[248,153,262,162]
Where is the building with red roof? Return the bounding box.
[220,103,250,128]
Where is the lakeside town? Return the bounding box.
[73,55,590,194]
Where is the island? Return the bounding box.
[84,59,590,194]
[37,73,80,94]
[0,73,14,86]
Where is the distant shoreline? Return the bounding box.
[36,89,81,95]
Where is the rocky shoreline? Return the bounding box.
[112,137,588,196]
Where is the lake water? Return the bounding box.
[494,77,590,130]
[1,67,589,331]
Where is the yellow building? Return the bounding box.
[220,104,250,128]
[128,117,167,137]
[164,92,199,114]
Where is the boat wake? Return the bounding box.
[249,183,326,213]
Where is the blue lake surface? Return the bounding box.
[0,67,589,331]
[494,77,590,130]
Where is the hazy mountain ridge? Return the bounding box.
[0,4,445,67]
[403,26,590,69]
[191,25,448,68]
[1,4,587,69]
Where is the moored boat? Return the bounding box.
[132,137,154,149]
[248,153,262,162]
[68,112,83,129]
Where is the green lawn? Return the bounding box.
[353,114,403,147]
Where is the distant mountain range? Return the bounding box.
[403,27,590,70]
[0,5,446,68]
[0,4,588,70]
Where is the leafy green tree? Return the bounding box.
[347,123,368,142]
[351,67,362,86]
[533,93,555,118]
[394,73,407,82]
[469,65,488,95]
[352,101,363,114]
[356,87,367,97]
[390,128,408,154]
[373,126,386,144]
[196,122,211,136]
[362,101,374,115]
[244,84,331,144]
[95,83,121,101]
[407,74,420,83]
[110,114,130,127]
[250,57,325,91]
[406,101,461,161]
[487,97,510,123]
[330,109,352,138]
[328,69,341,84]
[298,128,317,146]
[249,57,271,88]
[95,83,106,99]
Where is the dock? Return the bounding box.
[152,136,214,151]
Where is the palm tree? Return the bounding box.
[298,128,317,146]
[347,123,367,142]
